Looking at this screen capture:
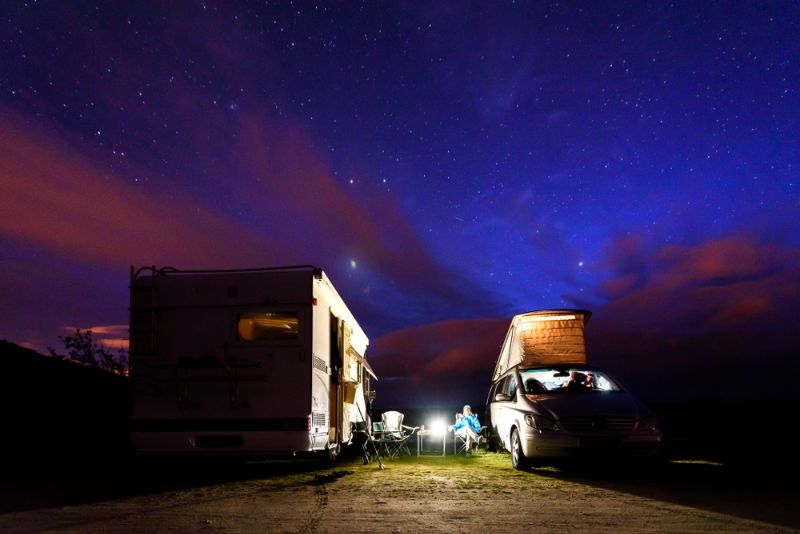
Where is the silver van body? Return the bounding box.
[488,364,662,468]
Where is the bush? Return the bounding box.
[48,328,128,375]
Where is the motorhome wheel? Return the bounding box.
[322,442,340,466]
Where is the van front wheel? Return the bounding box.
[511,428,530,470]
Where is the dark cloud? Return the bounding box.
[589,236,800,400]
[0,110,284,271]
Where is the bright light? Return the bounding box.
[525,314,576,322]
[350,259,357,269]
[429,420,447,435]
[517,314,578,332]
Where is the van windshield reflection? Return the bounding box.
[520,368,622,394]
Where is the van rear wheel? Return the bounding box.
[511,428,530,470]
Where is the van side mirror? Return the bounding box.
[494,392,512,402]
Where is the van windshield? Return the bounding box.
[520,368,622,393]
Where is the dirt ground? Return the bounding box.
[0,451,797,533]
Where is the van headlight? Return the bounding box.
[525,414,559,432]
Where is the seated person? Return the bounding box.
[564,371,594,390]
[448,404,482,455]
[564,371,588,389]
[583,373,596,389]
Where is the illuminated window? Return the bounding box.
[237,312,299,341]
[520,368,622,393]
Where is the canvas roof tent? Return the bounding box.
[492,309,592,381]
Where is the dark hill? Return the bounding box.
[0,340,131,458]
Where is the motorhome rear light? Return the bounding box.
[307,415,312,431]
[312,298,318,306]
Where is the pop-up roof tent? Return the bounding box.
[492,309,592,381]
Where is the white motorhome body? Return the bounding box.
[129,266,375,457]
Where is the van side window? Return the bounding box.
[503,375,517,399]
[488,381,500,403]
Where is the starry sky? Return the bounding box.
[1,2,799,408]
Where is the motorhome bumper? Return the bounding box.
[131,430,322,454]
[130,417,310,432]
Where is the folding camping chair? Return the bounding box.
[371,417,402,458]
[371,421,391,457]
[378,410,418,458]
[351,420,385,469]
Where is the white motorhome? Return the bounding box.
[129,265,375,462]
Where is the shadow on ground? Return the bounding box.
[0,451,348,515]
[521,456,800,530]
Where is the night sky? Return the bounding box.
[2,2,798,408]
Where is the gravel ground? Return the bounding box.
[0,452,797,533]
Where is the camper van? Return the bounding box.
[128,265,375,462]
[487,309,661,468]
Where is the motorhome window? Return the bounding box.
[237,312,299,341]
